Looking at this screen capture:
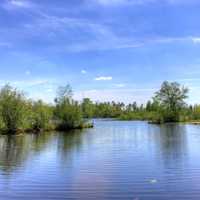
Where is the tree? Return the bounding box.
[31,100,53,130]
[0,85,28,132]
[146,101,152,111]
[55,99,83,129]
[153,81,189,122]
[55,84,73,103]
[132,102,138,111]
[81,98,94,118]
[55,85,83,130]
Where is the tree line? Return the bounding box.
[81,81,200,123]
[0,81,199,134]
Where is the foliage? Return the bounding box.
[55,84,73,103]
[0,84,91,134]
[31,100,53,130]
[0,85,29,132]
[153,81,189,122]
[0,81,199,134]
[80,81,192,124]
[54,85,84,130]
[55,98,83,130]
[154,81,188,111]
[92,102,125,118]
[81,98,94,118]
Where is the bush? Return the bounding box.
[55,99,83,130]
[0,85,29,133]
[31,100,53,130]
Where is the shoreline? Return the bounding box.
[0,122,94,135]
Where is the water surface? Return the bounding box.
[0,120,200,199]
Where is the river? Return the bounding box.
[0,120,200,199]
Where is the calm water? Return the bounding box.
[0,120,200,200]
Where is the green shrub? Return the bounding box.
[0,85,29,133]
[31,100,53,130]
[55,99,83,130]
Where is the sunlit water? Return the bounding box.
[0,120,200,199]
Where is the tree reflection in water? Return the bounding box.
[0,133,55,174]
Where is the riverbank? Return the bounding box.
[0,121,94,135]
[184,121,200,125]
[148,120,200,125]
[117,115,200,125]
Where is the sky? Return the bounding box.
[1,0,200,104]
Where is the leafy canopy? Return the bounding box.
[154,81,189,111]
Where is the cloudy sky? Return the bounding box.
[1,0,200,104]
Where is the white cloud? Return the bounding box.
[94,76,113,81]
[46,88,53,93]
[3,0,33,10]
[93,0,130,6]
[191,37,200,44]
[25,70,31,75]
[20,13,144,52]
[0,79,50,88]
[91,0,156,6]
[29,80,49,86]
[81,70,87,74]
[167,0,199,5]
[91,0,200,6]
[114,83,126,88]
[11,6,200,53]
[10,0,29,7]
[2,0,200,55]
[58,36,200,53]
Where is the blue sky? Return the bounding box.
[1,0,200,104]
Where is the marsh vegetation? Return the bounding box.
[81,81,200,124]
[0,81,199,134]
[0,84,92,134]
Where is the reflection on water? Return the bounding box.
[146,124,188,166]
[0,130,88,175]
[0,120,200,199]
[0,133,55,174]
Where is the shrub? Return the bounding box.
[0,85,29,133]
[31,100,53,130]
[55,99,83,130]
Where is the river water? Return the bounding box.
[0,120,200,200]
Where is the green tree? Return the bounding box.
[55,85,83,130]
[146,101,152,111]
[56,99,83,129]
[31,100,53,130]
[0,85,29,132]
[191,105,200,120]
[81,98,94,118]
[153,81,189,122]
[55,84,73,103]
